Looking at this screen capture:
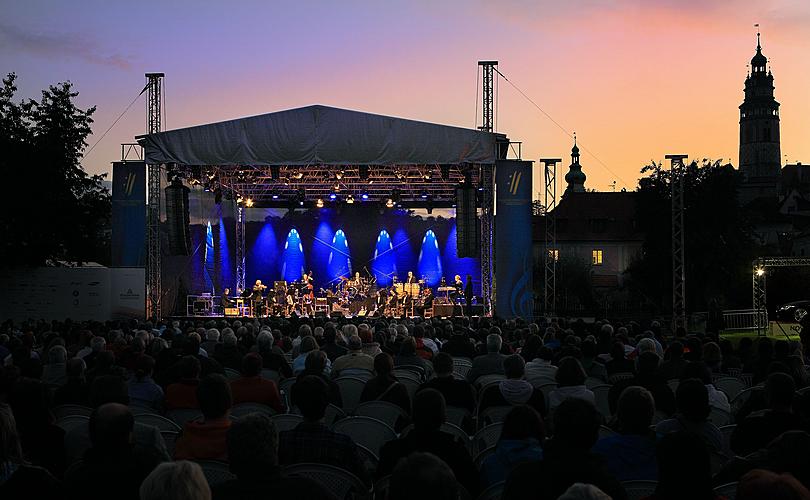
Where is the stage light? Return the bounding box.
[236,195,244,204]
[329,193,337,201]
[245,198,254,208]
[346,194,355,204]
[335,170,344,180]
[423,171,432,180]
[292,170,304,180]
[361,193,369,201]
[333,182,341,191]
[386,198,394,208]
[755,268,765,277]
[420,191,429,199]
[316,198,324,208]
[271,194,279,200]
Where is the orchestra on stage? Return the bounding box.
[190,272,476,318]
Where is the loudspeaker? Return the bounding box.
[165,178,191,255]
[456,186,479,258]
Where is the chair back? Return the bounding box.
[260,369,281,383]
[445,406,472,430]
[373,475,391,500]
[473,445,497,471]
[271,413,304,432]
[474,374,506,389]
[279,377,297,409]
[477,480,505,500]
[196,460,236,487]
[53,404,93,419]
[719,424,736,456]
[730,387,756,415]
[283,462,370,500]
[224,368,242,381]
[709,407,733,427]
[167,408,203,427]
[56,414,89,432]
[134,413,182,432]
[714,482,738,500]
[230,402,277,419]
[621,480,658,500]
[334,377,368,412]
[332,416,397,458]
[585,377,605,389]
[398,378,421,400]
[715,377,746,401]
[452,358,472,379]
[479,405,512,428]
[355,400,409,429]
[591,384,612,418]
[608,372,634,385]
[599,425,617,439]
[161,430,179,457]
[472,422,503,455]
[535,382,558,403]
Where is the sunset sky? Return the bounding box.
[2,0,809,197]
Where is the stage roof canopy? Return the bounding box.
[136,105,498,167]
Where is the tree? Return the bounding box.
[625,159,757,313]
[0,73,110,266]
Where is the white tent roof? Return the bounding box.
[137,105,497,166]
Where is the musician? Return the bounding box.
[451,274,463,302]
[423,287,434,309]
[252,280,267,317]
[221,288,234,308]
[406,271,417,284]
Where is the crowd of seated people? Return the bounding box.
[2,314,810,499]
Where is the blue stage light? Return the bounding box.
[417,229,442,287]
[371,229,397,286]
[327,229,352,283]
[281,228,305,283]
[361,193,369,200]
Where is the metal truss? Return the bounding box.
[540,158,562,317]
[235,205,246,294]
[478,61,497,133]
[753,256,810,335]
[666,155,688,333]
[145,73,164,321]
[480,164,494,316]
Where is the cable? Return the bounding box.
[83,87,145,159]
[492,67,630,188]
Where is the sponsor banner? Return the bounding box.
[112,161,146,267]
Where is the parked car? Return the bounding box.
[777,300,810,323]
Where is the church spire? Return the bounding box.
[564,132,586,194]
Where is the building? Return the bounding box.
[533,141,643,291]
[738,32,782,205]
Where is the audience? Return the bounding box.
[229,353,283,412]
[647,431,718,500]
[466,334,507,382]
[480,405,545,488]
[388,452,460,500]
[174,374,232,461]
[736,469,810,500]
[359,353,411,414]
[331,335,374,378]
[128,355,164,412]
[655,378,724,452]
[140,461,211,500]
[548,356,594,413]
[0,404,61,500]
[418,352,475,413]
[479,354,546,418]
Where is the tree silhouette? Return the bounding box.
[0,73,110,266]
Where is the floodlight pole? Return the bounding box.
[540,158,562,318]
[666,154,688,333]
[146,72,164,321]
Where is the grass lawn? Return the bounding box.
[719,322,802,348]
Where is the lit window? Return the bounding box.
[548,249,559,262]
[592,249,603,266]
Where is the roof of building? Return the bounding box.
[533,191,644,242]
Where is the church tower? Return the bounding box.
[739,31,781,203]
[564,134,586,194]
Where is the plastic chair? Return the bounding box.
[224,368,242,381]
[719,424,736,456]
[528,376,557,388]
[334,377,368,413]
[452,357,472,379]
[196,460,236,487]
[271,413,304,432]
[472,422,503,455]
[474,374,506,389]
[599,425,617,439]
[161,430,179,457]
[283,462,370,500]
[608,372,634,385]
[167,408,203,427]
[55,414,89,432]
[585,377,606,389]
[291,403,347,427]
[394,365,425,381]
[473,445,497,471]
[667,378,680,394]
[373,475,391,500]
[591,384,612,418]
[398,378,421,400]
[714,482,738,500]
[230,402,277,419]
[356,443,379,474]
[355,400,409,430]
[280,377,297,409]
[445,406,472,430]
[134,413,182,432]
[53,404,93,419]
[715,377,746,401]
[479,405,512,428]
[535,382,558,404]
[621,480,658,500]
[332,416,397,458]
[477,480,505,500]
[261,369,281,383]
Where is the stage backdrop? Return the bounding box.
[495,160,534,319]
[111,161,146,267]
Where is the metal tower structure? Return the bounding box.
[540,158,562,316]
[145,73,164,321]
[666,154,688,332]
[752,256,810,334]
[478,61,497,132]
[235,205,246,293]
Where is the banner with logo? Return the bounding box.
[495,160,534,318]
[112,161,146,267]
[110,268,146,319]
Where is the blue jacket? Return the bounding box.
[480,438,543,488]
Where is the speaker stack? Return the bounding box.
[165,178,191,255]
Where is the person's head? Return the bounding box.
[736,469,810,500]
[433,352,454,377]
[240,353,263,377]
[0,404,22,464]
[134,355,156,380]
[552,398,600,450]
[681,361,712,384]
[179,355,201,379]
[636,351,661,376]
[91,336,106,352]
[616,386,655,435]
[47,345,67,364]
[557,483,612,500]
[197,374,232,420]
[610,341,625,360]
[348,335,363,352]
[703,342,722,365]
[374,352,394,377]
[256,331,274,351]
[503,354,526,380]
[766,372,796,411]
[90,375,130,407]
[412,389,446,431]
[227,413,279,478]
[89,403,134,452]
[399,337,417,356]
[555,356,587,387]
[139,461,211,500]
[304,350,328,373]
[486,333,502,353]
[222,331,238,347]
[299,336,318,355]
[669,341,684,359]
[675,378,710,422]
[655,431,713,497]
[389,452,458,500]
[293,375,329,421]
[66,357,86,379]
[500,405,545,443]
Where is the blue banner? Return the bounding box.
[495,160,534,318]
[111,161,146,267]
